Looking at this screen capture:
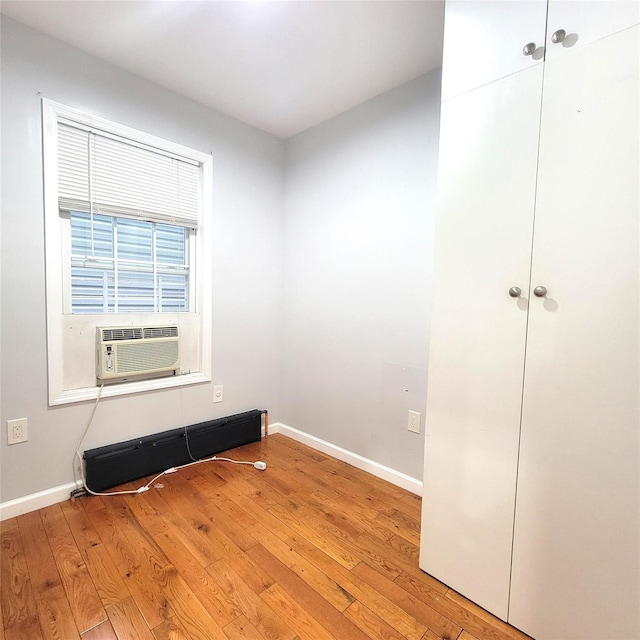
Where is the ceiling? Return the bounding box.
[0,0,444,138]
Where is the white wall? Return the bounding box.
[0,17,284,503]
[281,72,441,480]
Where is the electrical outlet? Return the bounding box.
[408,410,420,434]
[213,385,224,403]
[7,418,28,444]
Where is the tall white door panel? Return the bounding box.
[509,26,640,640]
[440,0,547,100]
[546,0,640,61]
[419,65,543,620]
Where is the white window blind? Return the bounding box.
[58,123,200,229]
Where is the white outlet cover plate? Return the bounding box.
[408,410,420,434]
[213,385,224,403]
[7,417,28,444]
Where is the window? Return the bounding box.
[42,100,213,404]
[57,120,200,314]
[70,213,190,313]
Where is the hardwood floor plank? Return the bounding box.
[134,480,174,517]
[216,483,302,548]
[1,525,38,627]
[159,569,228,640]
[207,558,297,640]
[222,614,276,640]
[3,615,44,640]
[152,528,242,626]
[442,592,531,640]
[267,503,361,570]
[243,522,296,567]
[351,562,461,640]
[81,500,173,630]
[260,583,336,640]
[307,490,393,543]
[199,465,278,510]
[120,569,174,632]
[374,507,421,546]
[0,518,19,533]
[40,505,107,634]
[246,523,356,613]
[81,619,119,640]
[35,584,81,640]
[121,488,168,538]
[247,543,369,640]
[106,597,155,640]
[84,544,130,607]
[0,581,4,640]
[291,491,367,540]
[159,488,273,596]
[159,506,223,569]
[344,600,408,640]
[151,617,191,640]
[354,529,420,580]
[168,472,259,553]
[98,496,170,574]
[60,499,102,556]
[16,510,61,594]
[284,535,427,640]
[188,478,255,530]
[318,456,408,503]
[393,570,448,598]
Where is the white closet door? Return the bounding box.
[419,65,543,620]
[440,0,547,100]
[510,26,640,640]
[546,0,640,60]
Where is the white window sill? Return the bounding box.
[51,372,210,406]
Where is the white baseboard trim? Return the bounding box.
[0,481,81,521]
[269,422,423,496]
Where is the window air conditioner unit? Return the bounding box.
[96,325,179,384]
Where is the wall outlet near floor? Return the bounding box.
[213,385,224,403]
[7,418,28,444]
[408,410,420,434]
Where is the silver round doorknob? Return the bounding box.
[509,287,522,298]
[533,286,548,298]
[522,42,536,56]
[551,29,566,44]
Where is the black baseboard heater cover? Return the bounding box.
[83,409,262,492]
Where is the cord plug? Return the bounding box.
[165,467,177,474]
[254,461,267,471]
[137,486,150,493]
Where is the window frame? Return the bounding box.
[42,99,213,405]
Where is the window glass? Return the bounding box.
[70,212,189,313]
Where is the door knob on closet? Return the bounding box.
[508,286,522,298]
[522,42,536,56]
[551,29,566,44]
[533,286,548,297]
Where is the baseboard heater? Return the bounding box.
[83,409,263,492]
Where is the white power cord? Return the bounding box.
[75,386,267,498]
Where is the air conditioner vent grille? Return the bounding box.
[144,326,178,339]
[116,341,179,373]
[102,327,143,341]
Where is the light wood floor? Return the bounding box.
[1,434,532,640]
